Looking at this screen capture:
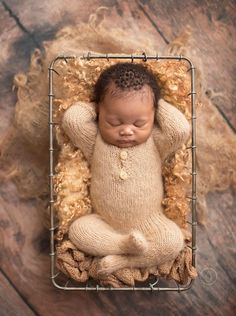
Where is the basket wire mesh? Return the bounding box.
[48,53,197,291]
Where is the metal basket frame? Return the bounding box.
[48,53,197,291]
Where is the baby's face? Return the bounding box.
[97,84,155,148]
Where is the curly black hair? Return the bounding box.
[93,62,161,108]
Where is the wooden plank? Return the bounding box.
[0,181,106,316]
[2,0,109,29]
[0,0,33,140]
[139,0,236,130]
[0,3,22,136]
[0,270,35,316]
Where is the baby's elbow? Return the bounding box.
[182,119,191,143]
[62,105,81,136]
[62,106,73,131]
[61,108,81,148]
[61,110,68,132]
[171,120,190,152]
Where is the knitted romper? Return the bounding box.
[62,98,190,275]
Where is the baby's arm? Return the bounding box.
[152,98,190,161]
[62,101,98,163]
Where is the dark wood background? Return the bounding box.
[0,1,235,315]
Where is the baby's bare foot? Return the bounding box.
[122,230,148,255]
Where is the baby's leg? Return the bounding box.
[97,254,150,276]
[68,213,149,257]
[97,253,177,276]
[97,221,185,276]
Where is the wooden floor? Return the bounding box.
[0,0,236,315]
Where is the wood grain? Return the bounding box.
[140,0,236,130]
[0,3,20,136]
[0,0,236,315]
[0,270,35,316]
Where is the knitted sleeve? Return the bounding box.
[152,98,191,161]
[62,101,98,163]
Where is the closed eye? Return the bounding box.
[108,121,121,127]
[107,120,147,127]
[134,121,146,127]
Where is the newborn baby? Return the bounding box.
[62,62,190,276]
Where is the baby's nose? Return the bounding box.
[120,126,134,136]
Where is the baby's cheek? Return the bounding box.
[103,127,117,141]
[139,128,152,141]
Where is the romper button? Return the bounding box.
[119,170,128,180]
[120,151,128,160]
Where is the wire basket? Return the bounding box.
[48,53,197,291]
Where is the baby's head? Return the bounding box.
[93,62,161,148]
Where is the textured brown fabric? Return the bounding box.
[56,229,197,288]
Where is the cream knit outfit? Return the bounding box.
[62,99,190,276]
